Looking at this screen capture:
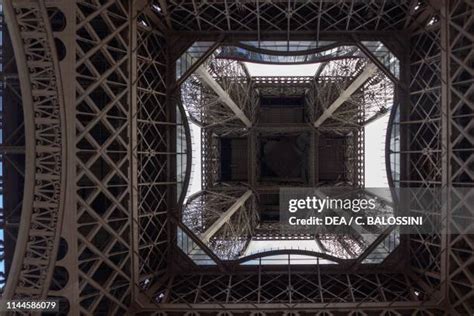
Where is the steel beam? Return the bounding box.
[248,130,257,188]
[355,40,400,85]
[309,129,316,186]
[200,190,253,242]
[439,0,451,306]
[0,145,25,154]
[314,63,378,128]
[3,0,67,301]
[313,189,377,249]
[255,125,315,133]
[195,65,252,127]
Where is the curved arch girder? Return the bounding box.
[3,0,67,300]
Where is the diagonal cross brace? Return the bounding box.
[195,65,252,127]
[200,190,253,243]
[314,63,378,128]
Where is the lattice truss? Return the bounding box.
[319,235,364,260]
[158,1,426,32]
[307,58,394,135]
[0,0,472,315]
[301,187,396,260]
[135,9,170,292]
[158,270,430,310]
[182,55,257,128]
[0,19,24,289]
[250,222,366,260]
[152,1,471,314]
[254,76,312,98]
[74,0,133,313]
[402,2,445,309]
[403,1,474,316]
[445,1,474,314]
[201,129,220,189]
[182,189,258,260]
[309,70,352,129]
[343,131,364,188]
[2,0,66,303]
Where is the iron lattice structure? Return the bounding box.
[183,57,257,129]
[182,188,258,260]
[0,0,471,315]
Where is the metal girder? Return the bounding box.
[200,190,252,243]
[349,225,397,270]
[135,7,173,298]
[0,145,25,154]
[201,129,220,189]
[153,270,434,312]
[194,65,252,127]
[159,1,422,33]
[74,1,168,313]
[3,0,67,301]
[313,189,377,246]
[248,130,257,188]
[309,129,317,186]
[182,189,257,260]
[2,0,473,314]
[314,63,378,128]
[442,0,474,314]
[355,40,401,85]
[1,7,25,293]
[135,0,168,35]
[402,3,445,304]
[255,125,314,133]
[173,218,226,271]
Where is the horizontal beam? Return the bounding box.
[154,300,439,311]
[169,30,407,42]
[255,125,315,133]
[314,63,378,128]
[0,145,25,154]
[200,190,253,242]
[195,65,252,127]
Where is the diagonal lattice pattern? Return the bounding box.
[75,1,132,313]
[182,189,258,260]
[161,1,420,33]
[201,129,220,189]
[0,19,25,289]
[182,56,256,129]
[159,270,434,311]
[3,0,66,301]
[404,3,445,301]
[446,1,474,314]
[1,1,472,315]
[135,10,171,291]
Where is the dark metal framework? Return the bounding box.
[0,0,471,315]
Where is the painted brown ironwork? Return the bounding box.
[3,0,67,302]
[0,0,472,315]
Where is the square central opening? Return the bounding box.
[259,134,308,183]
